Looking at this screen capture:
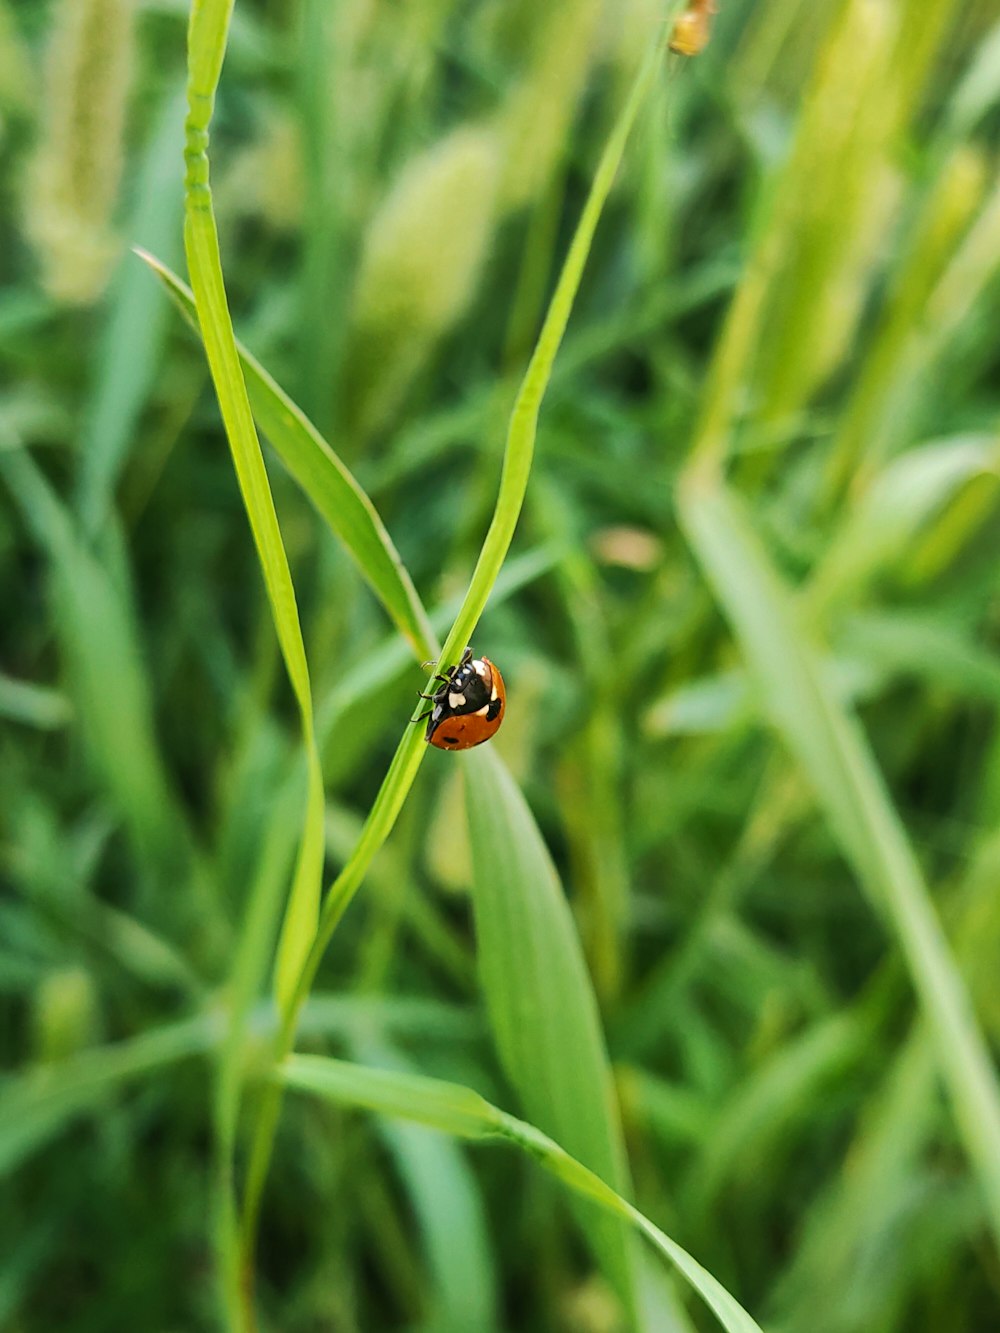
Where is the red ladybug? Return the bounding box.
[418,647,506,751]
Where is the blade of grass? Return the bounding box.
[810,432,1000,613]
[182,0,324,1021]
[278,1053,763,1333]
[182,5,328,1320]
[76,86,186,536]
[432,28,670,676]
[0,1014,215,1178]
[0,671,71,730]
[213,780,302,1331]
[135,248,436,660]
[0,449,190,879]
[677,471,1000,1248]
[355,1040,499,1333]
[462,744,645,1322]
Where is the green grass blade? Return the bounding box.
[181,1,324,1020]
[356,1041,499,1333]
[0,449,184,869]
[281,25,671,1025]
[839,610,1000,705]
[677,472,1000,1247]
[279,1053,763,1333]
[0,670,71,729]
[0,1015,214,1178]
[76,87,186,535]
[812,433,1000,610]
[135,248,436,660]
[462,745,640,1317]
[213,781,302,1330]
[432,31,668,675]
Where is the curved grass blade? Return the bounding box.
[355,1041,499,1333]
[810,433,1000,612]
[431,30,670,676]
[278,1054,763,1333]
[279,22,673,1036]
[0,671,71,730]
[0,1015,214,1179]
[462,745,641,1320]
[77,87,186,536]
[677,472,1000,1248]
[1,449,187,873]
[182,1,324,1021]
[135,248,436,660]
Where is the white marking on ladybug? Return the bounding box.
[475,704,490,717]
[473,660,490,680]
[448,691,465,709]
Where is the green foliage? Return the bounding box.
[2,0,1000,1330]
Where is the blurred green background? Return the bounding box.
[3,0,1000,1329]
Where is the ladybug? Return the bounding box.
[417,646,506,751]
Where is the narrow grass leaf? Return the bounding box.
[181,0,324,1018]
[279,1053,763,1333]
[357,1041,498,1333]
[137,249,435,660]
[0,1015,214,1178]
[0,671,71,729]
[811,433,999,610]
[678,472,1000,1248]
[840,610,1000,705]
[0,449,182,866]
[282,30,672,1026]
[213,778,303,1328]
[434,32,668,674]
[462,745,639,1318]
[77,87,186,534]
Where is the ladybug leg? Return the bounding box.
[420,667,451,684]
[416,691,438,700]
[414,708,434,723]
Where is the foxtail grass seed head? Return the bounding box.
[218,110,304,233]
[494,0,602,211]
[347,125,500,436]
[23,0,135,305]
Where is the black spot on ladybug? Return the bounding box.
[443,735,459,745]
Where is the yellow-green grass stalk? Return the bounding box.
[823,147,988,500]
[677,473,1000,1251]
[182,0,325,1025]
[181,0,325,1319]
[279,1053,763,1333]
[688,0,966,480]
